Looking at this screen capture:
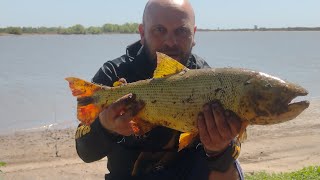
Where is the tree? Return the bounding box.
[69,24,86,34]
[87,26,102,34]
[6,27,22,35]
[102,23,114,33]
[22,27,33,33]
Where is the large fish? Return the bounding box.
[66,52,309,150]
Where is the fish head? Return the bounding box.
[239,71,309,125]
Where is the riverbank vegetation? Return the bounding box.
[245,166,320,180]
[1,24,319,35]
[0,161,6,172]
[0,23,139,35]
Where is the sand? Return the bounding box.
[1,99,319,180]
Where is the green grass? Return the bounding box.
[0,161,6,173]
[245,166,320,180]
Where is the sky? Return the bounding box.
[0,0,319,29]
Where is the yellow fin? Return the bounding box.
[178,132,197,151]
[113,78,127,87]
[65,77,102,97]
[153,52,188,78]
[232,142,241,159]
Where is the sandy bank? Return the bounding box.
[1,99,319,180]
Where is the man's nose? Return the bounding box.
[163,33,177,47]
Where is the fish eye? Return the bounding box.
[265,83,272,88]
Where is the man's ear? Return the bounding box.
[139,24,145,45]
[192,26,197,47]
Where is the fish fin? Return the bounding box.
[65,77,102,97]
[65,77,104,125]
[178,132,197,151]
[77,104,102,125]
[113,78,127,87]
[131,118,155,135]
[237,120,249,142]
[153,52,189,78]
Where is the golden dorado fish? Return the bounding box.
[66,52,309,150]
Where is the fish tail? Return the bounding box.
[65,77,104,125]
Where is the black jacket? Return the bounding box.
[75,41,240,180]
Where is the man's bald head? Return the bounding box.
[138,0,197,65]
[142,0,195,26]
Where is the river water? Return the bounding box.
[0,31,319,133]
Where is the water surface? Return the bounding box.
[0,32,319,133]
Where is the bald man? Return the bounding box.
[75,0,244,179]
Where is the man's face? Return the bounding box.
[139,4,196,65]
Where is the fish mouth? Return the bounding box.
[276,99,310,123]
[253,85,310,125]
[285,85,309,111]
[277,85,310,121]
[273,86,310,124]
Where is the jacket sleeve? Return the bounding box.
[75,60,124,163]
[75,118,123,162]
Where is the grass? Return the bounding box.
[0,161,6,173]
[245,166,320,180]
[0,161,318,178]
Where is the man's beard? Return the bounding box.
[143,41,192,66]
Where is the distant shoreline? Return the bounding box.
[1,29,320,36]
[1,25,319,36]
[198,27,320,32]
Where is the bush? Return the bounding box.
[6,27,22,35]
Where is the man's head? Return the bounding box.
[139,0,196,65]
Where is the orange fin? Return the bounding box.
[178,132,197,151]
[77,103,101,125]
[153,52,189,78]
[65,77,104,125]
[65,77,102,97]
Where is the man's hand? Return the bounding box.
[197,101,242,155]
[99,93,145,136]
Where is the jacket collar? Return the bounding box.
[126,40,199,71]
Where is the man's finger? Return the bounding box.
[116,101,145,123]
[197,113,212,146]
[225,110,242,136]
[202,103,220,142]
[212,102,232,140]
[108,93,136,115]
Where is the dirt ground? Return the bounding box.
[1,99,319,180]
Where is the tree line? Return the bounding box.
[199,27,320,32]
[0,23,139,35]
[1,24,319,35]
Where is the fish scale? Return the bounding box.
[92,68,268,132]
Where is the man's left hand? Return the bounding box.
[197,101,242,155]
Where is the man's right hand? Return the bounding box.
[99,93,145,136]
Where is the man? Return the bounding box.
[75,0,244,179]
